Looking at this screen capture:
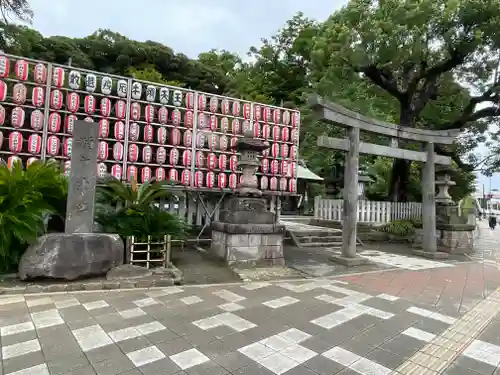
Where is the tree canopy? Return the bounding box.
[0,0,32,24]
[3,0,500,201]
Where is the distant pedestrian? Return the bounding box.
[489,215,497,230]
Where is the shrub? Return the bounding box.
[379,219,416,237]
[0,161,67,272]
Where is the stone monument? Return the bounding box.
[19,120,123,280]
[210,124,286,267]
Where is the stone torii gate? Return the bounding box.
[309,95,461,265]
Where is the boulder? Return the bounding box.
[19,233,124,281]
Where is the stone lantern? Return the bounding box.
[235,127,269,197]
[434,165,462,225]
[435,165,456,206]
[209,123,286,267]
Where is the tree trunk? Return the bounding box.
[389,159,411,202]
[388,109,414,202]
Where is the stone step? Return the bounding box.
[301,242,342,248]
[289,230,341,238]
[296,235,342,244]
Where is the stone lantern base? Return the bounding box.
[210,197,286,268]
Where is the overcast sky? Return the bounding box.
[27,0,497,192]
[28,0,345,58]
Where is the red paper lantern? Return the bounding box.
[52,67,65,87]
[113,142,124,161]
[243,103,251,119]
[48,112,61,133]
[46,135,60,156]
[28,134,41,155]
[30,110,44,131]
[273,109,281,124]
[156,146,167,164]
[100,98,112,117]
[184,110,194,128]
[129,123,140,142]
[142,145,153,163]
[206,171,215,188]
[34,63,47,84]
[12,83,27,104]
[144,104,154,123]
[66,115,77,134]
[143,125,154,143]
[111,164,123,180]
[84,95,96,114]
[141,167,152,183]
[207,153,217,170]
[218,173,227,188]
[98,141,108,161]
[182,150,192,167]
[99,119,110,138]
[157,127,167,144]
[32,86,45,107]
[181,169,190,185]
[183,129,192,147]
[114,121,125,140]
[115,100,127,119]
[170,148,180,165]
[218,154,227,171]
[158,106,168,124]
[156,167,166,181]
[130,102,141,121]
[128,144,139,162]
[194,170,204,187]
[169,168,179,182]
[253,104,261,121]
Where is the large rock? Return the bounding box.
[19,233,124,281]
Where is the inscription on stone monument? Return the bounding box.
[65,120,99,233]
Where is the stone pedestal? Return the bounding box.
[211,196,285,267]
[437,224,475,254]
[211,221,285,267]
[413,224,475,255]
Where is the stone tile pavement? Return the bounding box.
[1,278,500,375]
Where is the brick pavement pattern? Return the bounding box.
[340,221,500,315]
[1,278,499,375]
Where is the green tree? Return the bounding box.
[312,0,500,201]
[0,0,32,23]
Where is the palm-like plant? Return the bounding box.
[0,161,67,271]
[96,176,175,208]
[95,177,187,241]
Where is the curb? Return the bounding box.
[0,266,183,295]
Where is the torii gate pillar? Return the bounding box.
[412,142,448,259]
[331,127,370,266]
[342,127,360,258]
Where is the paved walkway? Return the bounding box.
[0,276,499,375]
[1,223,500,375]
